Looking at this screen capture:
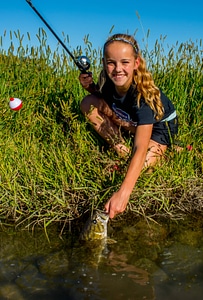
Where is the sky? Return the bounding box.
[0,0,203,56]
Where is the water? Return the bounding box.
[0,216,203,300]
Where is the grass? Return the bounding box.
[0,29,202,229]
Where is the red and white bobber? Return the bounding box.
[9,98,23,111]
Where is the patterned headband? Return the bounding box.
[104,37,139,55]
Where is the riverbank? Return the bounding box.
[0,31,202,228]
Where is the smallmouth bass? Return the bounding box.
[80,209,109,242]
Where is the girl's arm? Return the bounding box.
[105,124,153,218]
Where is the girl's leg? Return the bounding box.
[144,139,167,168]
[80,94,130,156]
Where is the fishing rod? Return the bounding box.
[25,0,90,73]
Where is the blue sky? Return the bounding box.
[0,0,203,55]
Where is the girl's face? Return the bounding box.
[103,41,139,94]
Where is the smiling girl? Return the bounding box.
[79,33,178,218]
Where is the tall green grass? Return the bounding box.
[0,29,202,228]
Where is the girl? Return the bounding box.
[79,33,178,218]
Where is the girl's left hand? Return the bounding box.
[104,191,129,218]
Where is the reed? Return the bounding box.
[0,29,202,228]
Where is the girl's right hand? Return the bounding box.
[79,72,93,90]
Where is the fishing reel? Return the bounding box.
[76,56,91,73]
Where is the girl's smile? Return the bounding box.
[104,41,139,94]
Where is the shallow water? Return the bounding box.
[0,216,203,300]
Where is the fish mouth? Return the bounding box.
[95,209,109,223]
[79,209,109,242]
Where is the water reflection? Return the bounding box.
[0,217,202,300]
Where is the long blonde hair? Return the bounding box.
[99,33,164,120]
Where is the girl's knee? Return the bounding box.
[144,140,167,167]
[80,95,108,116]
[80,95,95,115]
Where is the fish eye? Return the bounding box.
[92,219,97,224]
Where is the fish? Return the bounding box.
[79,209,117,268]
[79,209,109,242]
